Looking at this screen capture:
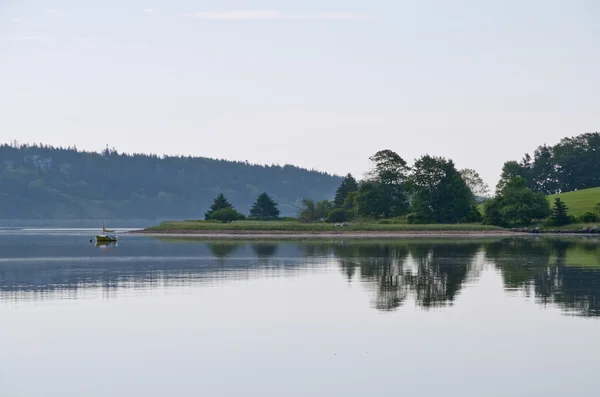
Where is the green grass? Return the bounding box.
[547,187,600,217]
[145,220,504,232]
[478,186,600,218]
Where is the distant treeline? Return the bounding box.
[0,144,340,219]
[498,132,600,194]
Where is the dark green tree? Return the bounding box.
[249,192,280,220]
[483,176,550,226]
[205,193,233,220]
[549,198,570,226]
[333,174,359,208]
[368,149,410,184]
[210,207,245,223]
[354,150,410,218]
[408,155,473,223]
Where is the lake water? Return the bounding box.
[1,229,600,396]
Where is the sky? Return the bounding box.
[1,0,599,188]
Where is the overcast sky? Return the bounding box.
[1,0,598,188]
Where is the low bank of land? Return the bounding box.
[132,220,517,238]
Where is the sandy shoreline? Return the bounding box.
[128,229,523,239]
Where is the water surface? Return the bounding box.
[1,230,599,396]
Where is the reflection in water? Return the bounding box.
[333,242,481,311]
[484,238,600,317]
[1,235,599,317]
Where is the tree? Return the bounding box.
[367,149,410,184]
[459,168,490,200]
[354,150,410,218]
[354,180,408,218]
[496,161,528,193]
[297,198,332,223]
[326,208,351,223]
[205,193,233,220]
[210,207,246,223]
[409,155,473,223]
[333,174,359,208]
[483,176,550,226]
[549,198,570,226]
[249,192,280,220]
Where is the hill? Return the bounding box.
[547,187,600,217]
[0,144,341,219]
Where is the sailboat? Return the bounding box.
[95,221,118,243]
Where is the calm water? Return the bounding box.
[1,230,600,396]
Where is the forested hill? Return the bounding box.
[0,144,341,219]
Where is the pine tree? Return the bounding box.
[205,193,233,220]
[550,197,570,226]
[249,192,280,220]
[333,174,359,208]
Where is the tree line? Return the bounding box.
[497,132,600,194]
[0,143,339,219]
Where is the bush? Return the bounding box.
[279,216,298,222]
[579,212,598,223]
[325,208,351,223]
[210,208,246,223]
[407,213,432,224]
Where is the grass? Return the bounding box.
[145,220,504,232]
[547,187,600,218]
[478,186,600,219]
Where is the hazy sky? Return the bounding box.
[1,0,598,188]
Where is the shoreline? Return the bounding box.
[128,229,524,239]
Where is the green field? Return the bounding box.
[145,220,503,232]
[547,187,600,217]
[478,186,600,218]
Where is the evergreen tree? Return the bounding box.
[249,192,280,220]
[333,174,359,208]
[205,193,233,220]
[550,197,570,226]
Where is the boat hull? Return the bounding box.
[95,235,118,243]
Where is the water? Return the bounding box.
[1,230,599,396]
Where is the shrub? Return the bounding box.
[325,208,351,223]
[580,212,599,223]
[279,216,298,222]
[407,213,432,224]
[210,208,246,223]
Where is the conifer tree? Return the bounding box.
[550,197,570,226]
[249,192,280,220]
[205,193,233,220]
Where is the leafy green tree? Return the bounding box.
[354,180,408,218]
[354,150,410,218]
[459,168,489,199]
[297,198,332,223]
[496,161,529,193]
[549,198,570,226]
[205,193,233,220]
[342,191,357,211]
[483,176,550,226]
[249,192,280,220]
[368,149,410,184]
[325,208,351,223]
[408,155,473,223]
[333,174,359,208]
[210,207,245,223]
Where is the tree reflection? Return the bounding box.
[207,242,243,260]
[484,238,600,317]
[333,241,482,311]
[251,243,278,259]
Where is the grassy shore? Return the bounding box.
[139,220,506,234]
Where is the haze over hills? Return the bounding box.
[0,143,341,219]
